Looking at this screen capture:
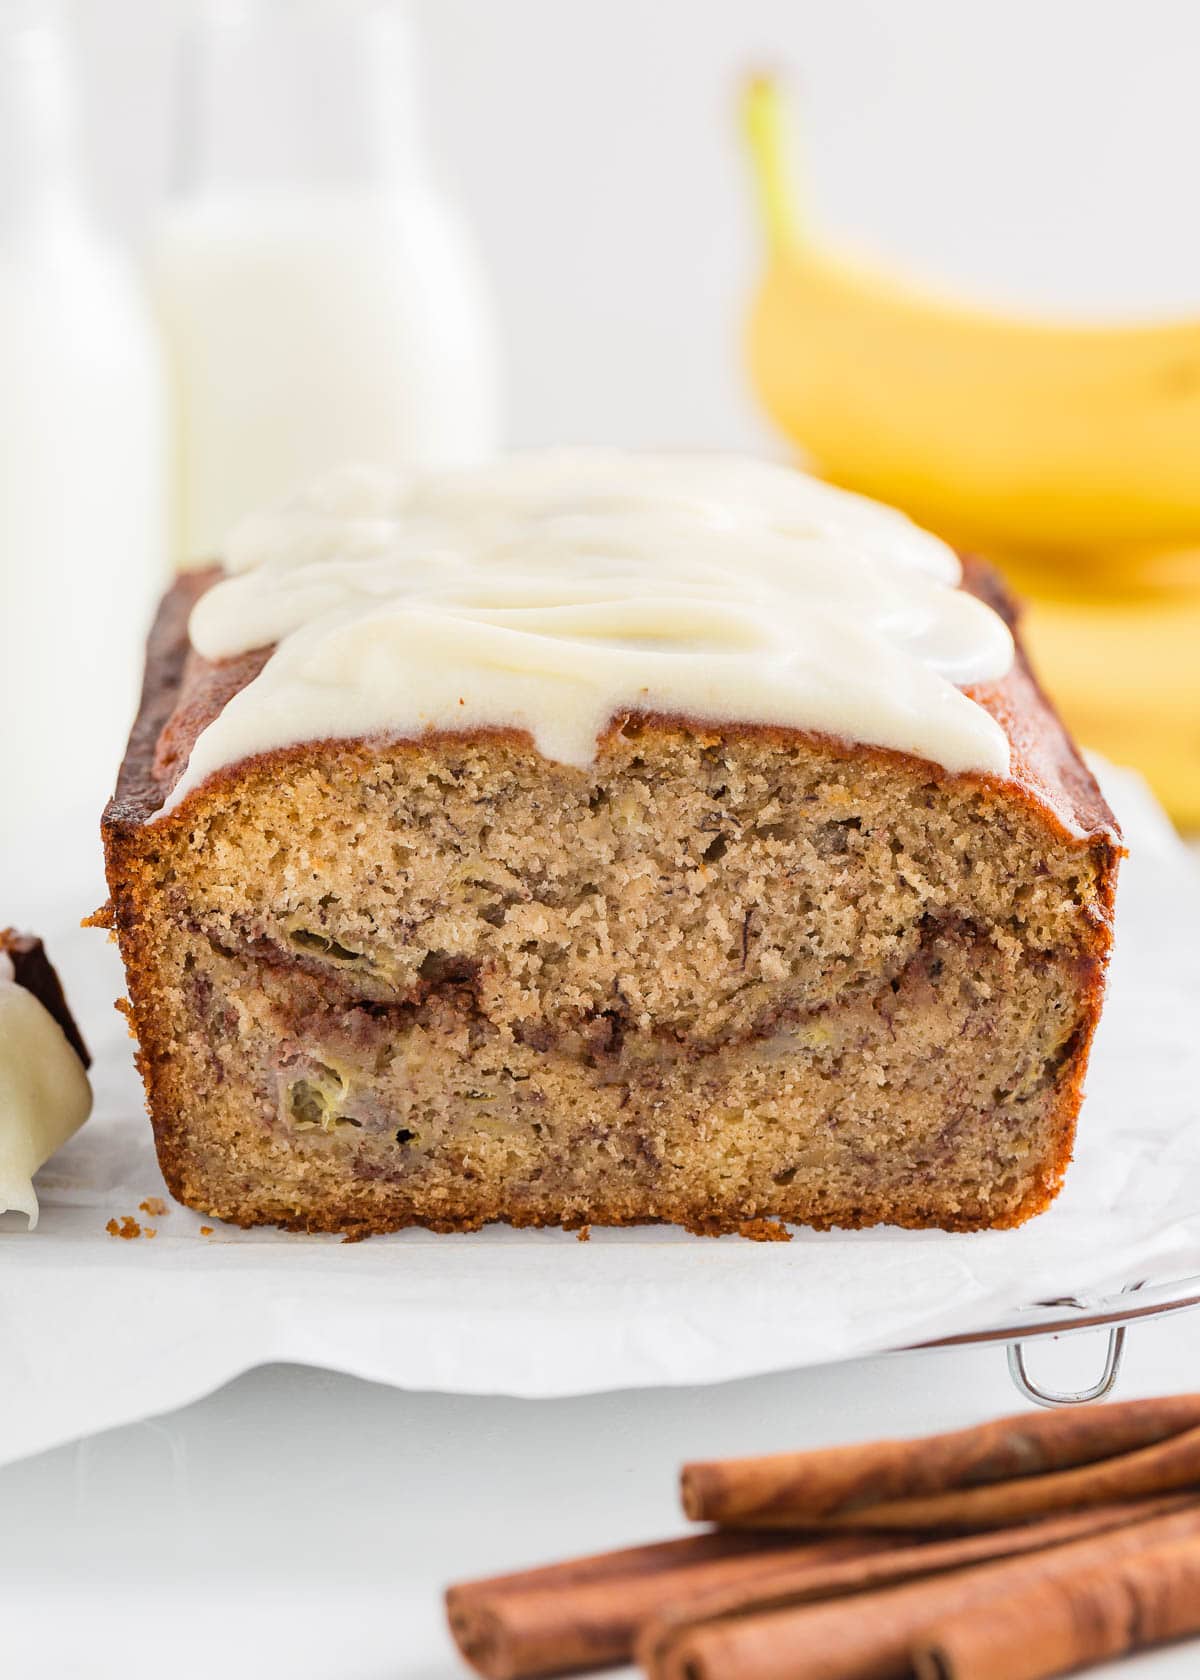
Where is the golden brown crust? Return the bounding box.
[957,559,1119,846]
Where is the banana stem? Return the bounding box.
[742,74,802,254]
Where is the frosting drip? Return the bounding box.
[164,451,1015,811]
[0,962,92,1228]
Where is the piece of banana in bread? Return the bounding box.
[100,454,1119,1236]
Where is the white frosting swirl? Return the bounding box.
[164,451,1014,812]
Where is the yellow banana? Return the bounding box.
[744,78,1200,558]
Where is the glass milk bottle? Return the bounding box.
[0,0,167,866]
[153,0,500,567]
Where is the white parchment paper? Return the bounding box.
[1,764,1197,1467]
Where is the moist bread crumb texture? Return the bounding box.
[103,576,1119,1236]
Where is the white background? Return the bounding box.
[72,0,1200,451]
[10,5,1200,1673]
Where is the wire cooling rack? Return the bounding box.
[908,1277,1200,1408]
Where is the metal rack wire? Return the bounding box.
[911,1276,1200,1407]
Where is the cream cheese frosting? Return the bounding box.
[0,952,92,1228]
[163,450,1015,812]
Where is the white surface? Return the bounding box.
[3,763,1198,1470]
[173,451,1010,807]
[4,1328,1200,1676]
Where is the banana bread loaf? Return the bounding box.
[99,454,1120,1237]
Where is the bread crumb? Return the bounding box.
[144,1226,157,1239]
[199,1225,213,1236]
[105,1215,142,1240]
[576,1224,591,1242]
[735,1217,792,1243]
[139,1197,167,1217]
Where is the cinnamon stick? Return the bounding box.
[913,1534,1200,1680]
[445,1529,894,1679]
[788,1422,1200,1533]
[648,1503,1200,1680]
[637,1495,1197,1680]
[681,1393,1200,1528]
